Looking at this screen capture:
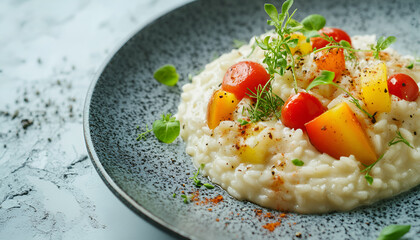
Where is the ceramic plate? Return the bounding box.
[84,0,420,239]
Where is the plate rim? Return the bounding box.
[82,1,197,239]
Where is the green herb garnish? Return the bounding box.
[136,125,152,141]
[306,70,373,119]
[388,130,414,149]
[152,113,180,143]
[292,159,304,166]
[245,79,284,122]
[256,0,301,93]
[153,64,179,86]
[360,154,384,185]
[238,119,250,126]
[189,164,214,189]
[377,224,411,240]
[362,130,415,184]
[371,36,397,59]
[181,194,193,204]
[406,62,414,69]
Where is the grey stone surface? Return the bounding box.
[0,0,189,239]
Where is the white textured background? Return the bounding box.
[0,0,191,239]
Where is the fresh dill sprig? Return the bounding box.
[361,130,415,185]
[245,79,284,122]
[388,130,414,149]
[360,153,384,185]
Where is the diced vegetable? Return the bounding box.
[314,48,346,80]
[281,92,326,130]
[360,62,391,114]
[387,73,419,101]
[289,33,312,55]
[305,102,377,165]
[311,27,352,50]
[222,61,271,99]
[239,141,268,164]
[207,89,240,129]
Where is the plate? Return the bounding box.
[83,0,420,239]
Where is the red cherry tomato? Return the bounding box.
[281,92,326,130]
[311,27,352,50]
[222,61,270,99]
[387,73,419,101]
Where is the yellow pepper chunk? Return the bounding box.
[360,62,391,114]
[239,140,268,164]
[290,33,312,55]
[207,89,240,129]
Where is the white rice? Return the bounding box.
[177,34,420,213]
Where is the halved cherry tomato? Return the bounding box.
[387,73,419,101]
[222,61,270,99]
[311,27,352,50]
[281,92,326,130]
[314,48,346,80]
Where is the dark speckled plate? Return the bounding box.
[83,0,420,239]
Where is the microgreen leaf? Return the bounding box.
[203,183,215,189]
[406,62,414,69]
[136,125,152,141]
[377,224,411,240]
[281,0,293,19]
[181,194,192,204]
[264,4,279,24]
[153,65,179,86]
[300,14,326,31]
[364,175,373,185]
[238,119,249,126]
[292,159,304,166]
[388,130,414,149]
[360,154,384,185]
[372,36,396,59]
[306,70,335,91]
[152,113,180,143]
[189,164,214,189]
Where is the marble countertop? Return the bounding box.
[0,0,191,239]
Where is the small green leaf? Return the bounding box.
[264,4,279,23]
[238,119,249,126]
[378,36,396,50]
[203,183,214,189]
[306,70,335,91]
[292,159,304,166]
[377,224,411,240]
[365,174,373,185]
[339,40,352,48]
[406,62,414,69]
[153,65,179,86]
[152,114,180,143]
[281,0,293,16]
[302,30,321,42]
[301,14,326,31]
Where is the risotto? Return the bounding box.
[177,14,420,213]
